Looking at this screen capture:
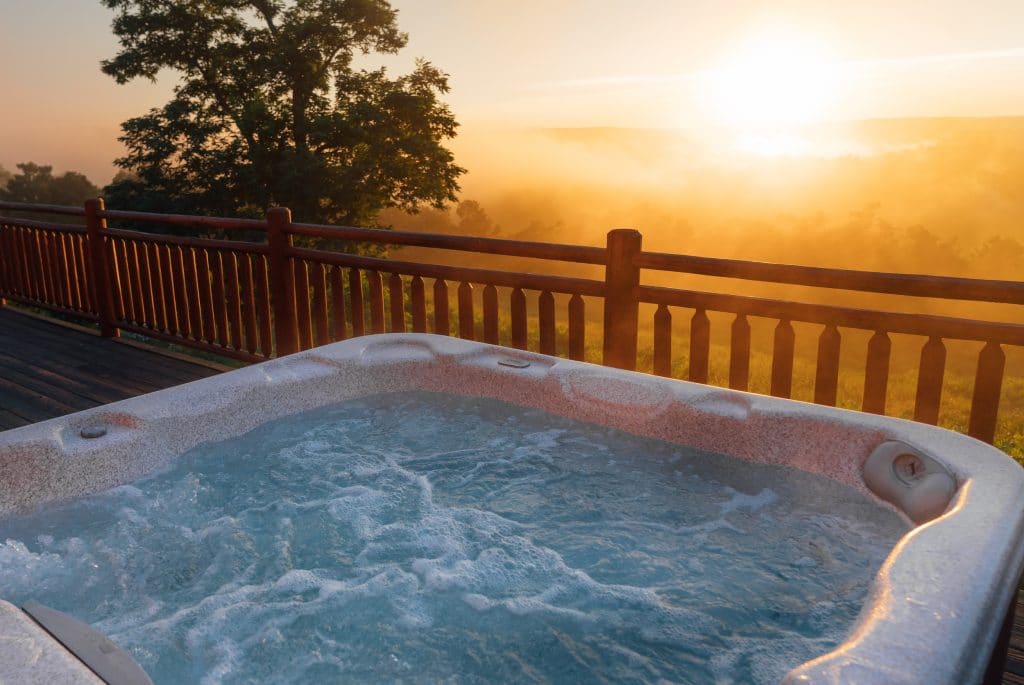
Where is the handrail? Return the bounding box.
[0,217,88,234]
[106,227,270,254]
[637,284,1024,345]
[289,247,606,296]
[636,251,1024,305]
[99,209,266,231]
[0,201,85,216]
[289,221,607,264]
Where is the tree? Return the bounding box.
[100,0,465,227]
[0,163,100,205]
[0,164,11,191]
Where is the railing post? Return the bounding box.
[266,206,299,356]
[602,228,642,370]
[84,198,118,337]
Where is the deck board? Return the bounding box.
[1007,589,1024,684]
[0,307,222,430]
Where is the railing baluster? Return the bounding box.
[172,246,192,337]
[127,240,145,324]
[55,232,73,307]
[0,227,9,299]
[410,275,426,333]
[569,293,585,361]
[255,256,274,355]
[862,330,891,415]
[483,284,498,344]
[210,251,229,344]
[147,242,168,333]
[35,231,52,305]
[116,240,135,322]
[134,241,152,327]
[539,290,555,355]
[770,319,795,398]
[349,268,365,337]
[17,229,36,301]
[75,235,93,312]
[224,250,243,348]
[294,259,313,349]
[25,229,40,302]
[183,247,203,340]
[198,249,217,341]
[3,228,20,298]
[653,304,671,377]
[59,233,78,309]
[914,336,946,425]
[18,229,32,300]
[969,341,1005,444]
[51,232,66,306]
[689,308,710,383]
[433,278,449,335]
[511,287,527,350]
[729,313,751,391]
[43,232,57,304]
[458,281,474,340]
[41,232,55,305]
[312,263,329,345]
[130,242,149,326]
[814,324,841,406]
[368,270,385,334]
[141,241,161,329]
[9,228,23,297]
[389,272,406,333]
[0,226,13,298]
[160,245,179,335]
[46,232,59,305]
[240,255,259,354]
[28,230,43,302]
[331,266,347,341]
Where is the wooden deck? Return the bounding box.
[0,306,223,430]
[0,305,1021,682]
[1005,589,1024,683]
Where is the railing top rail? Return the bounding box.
[289,222,608,264]
[0,201,85,217]
[106,227,271,254]
[98,208,267,231]
[635,251,1024,306]
[637,284,1024,346]
[0,217,87,234]
[289,246,606,297]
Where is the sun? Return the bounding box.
[699,31,841,129]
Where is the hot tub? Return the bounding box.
[1,334,1022,684]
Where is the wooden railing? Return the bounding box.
[1,200,1021,447]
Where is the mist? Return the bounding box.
[387,117,1024,282]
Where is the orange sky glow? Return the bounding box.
[2,1,1024,184]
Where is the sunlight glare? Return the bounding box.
[700,31,842,129]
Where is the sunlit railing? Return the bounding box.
[1,199,1021,446]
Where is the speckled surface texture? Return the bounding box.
[1,333,1022,684]
[0,600,102,684]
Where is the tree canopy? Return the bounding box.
[101,0,465,226]
[0,163,100,206]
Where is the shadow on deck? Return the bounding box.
[0,305,1021,683]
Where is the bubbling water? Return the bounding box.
[0,392,907,684]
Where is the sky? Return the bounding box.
[2,0,1024,184]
